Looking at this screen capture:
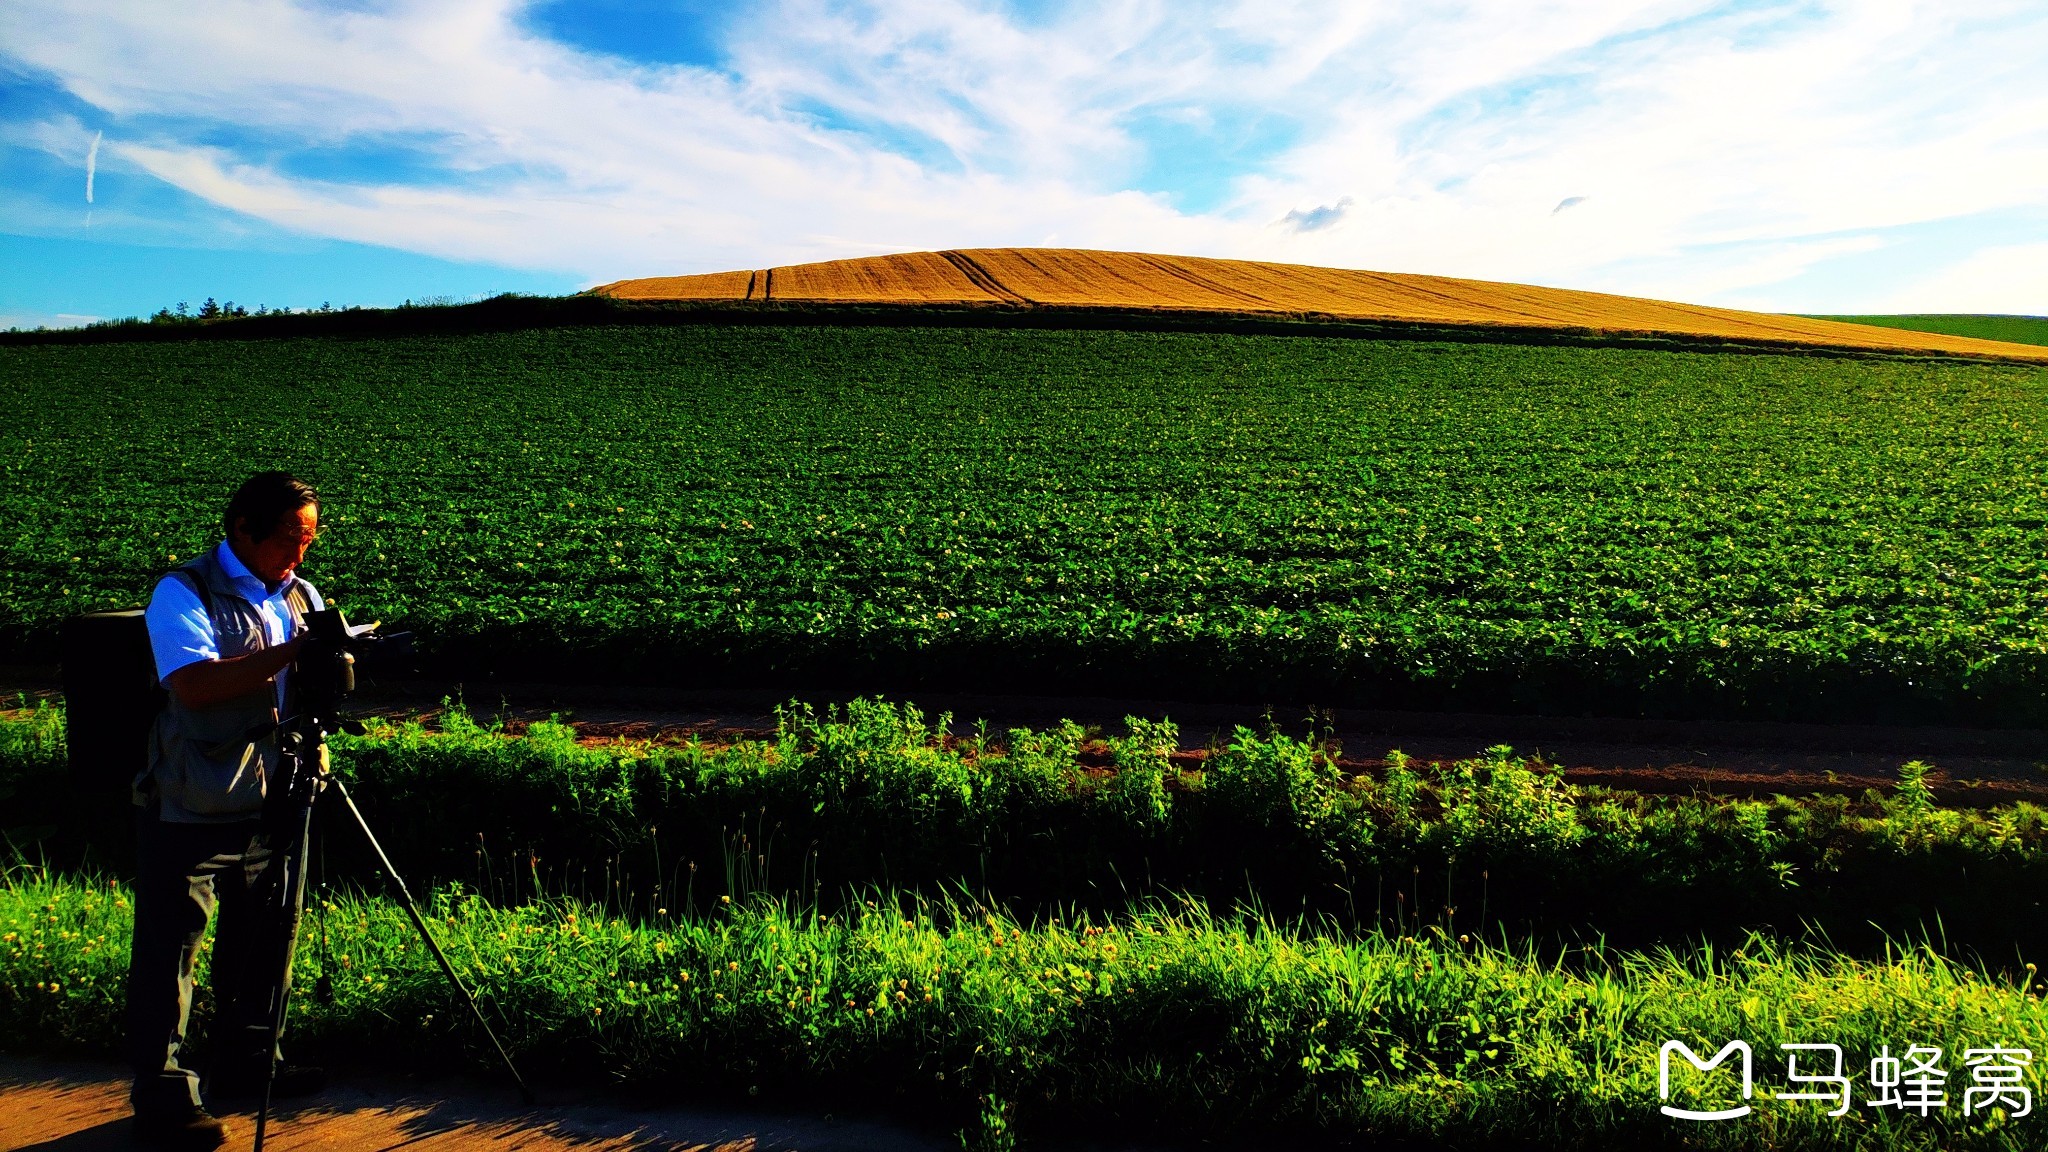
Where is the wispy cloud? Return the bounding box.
[1,0,2046,311]
[1587,233,1890,307]
[1,309,104,331]
[84,129,100,204]
[1876,242,2048,314]
[1280,197,1352,233]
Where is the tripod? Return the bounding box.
[249,707,534,1152]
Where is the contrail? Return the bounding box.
[85,130,102,203]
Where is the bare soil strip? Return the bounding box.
[346,679,2048,805]
[0,1056,943,1152]
[588,249,2048,363]
[9,669,2045,805]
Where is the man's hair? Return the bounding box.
[223,471,321,543]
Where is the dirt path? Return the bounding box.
[334,678,2048,806]
[0,1056,944,1152]
[9,668,2048,805]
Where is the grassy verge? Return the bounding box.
[4,869,2044,1150]
[0,697,65,860]
[9,698,2048,964]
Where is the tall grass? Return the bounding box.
[3,868,2043,1150]
[0,695,64,776]
[333,700,2048,962]
[9,698,2048,961]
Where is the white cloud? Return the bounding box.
[1,0,2045,309]
[1,310,104,330]
[1585,234,1890,306]
[1877,243,2048,314]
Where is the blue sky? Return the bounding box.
[3,0,2046,329]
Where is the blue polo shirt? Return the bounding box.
[144,540,325,713]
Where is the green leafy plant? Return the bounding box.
[13,702,2048,961]
[7,327,2048,723]
[1100,716,1176,834]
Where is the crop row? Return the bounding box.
[6,326,2048,721]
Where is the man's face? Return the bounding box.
[234,503,319,585]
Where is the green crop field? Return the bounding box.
[7,323,2048,722]
[1815,314,2048,348]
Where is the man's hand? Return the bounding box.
[163,635,306,711]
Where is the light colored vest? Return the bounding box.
[141,548,317,822]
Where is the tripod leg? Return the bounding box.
[254,792,315,1152]
[328,777,536,1105]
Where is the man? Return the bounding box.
[127,471,329,1149]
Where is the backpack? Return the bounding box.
[59,571,215,800]
[61,609,164,801]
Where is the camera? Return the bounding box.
[293,607,414,715]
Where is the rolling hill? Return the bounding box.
[592,248,2048,363]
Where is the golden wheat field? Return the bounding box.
[589,248,2048,362]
